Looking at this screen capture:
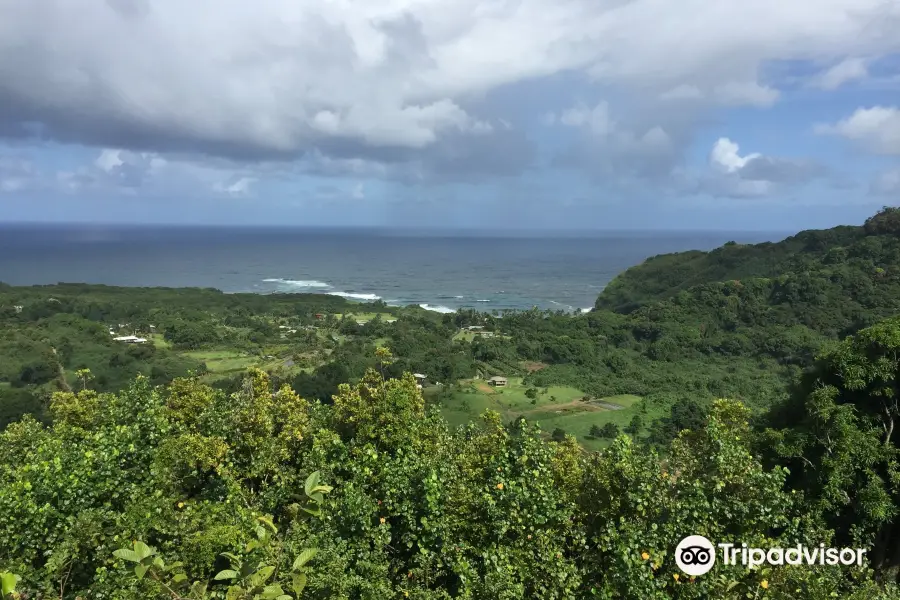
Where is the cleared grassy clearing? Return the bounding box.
[431,377,646,449]
[184,349,259,374]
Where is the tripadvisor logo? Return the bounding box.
[674,535,868,576]
[675,535,716,576]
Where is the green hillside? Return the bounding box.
[596,208,900,313]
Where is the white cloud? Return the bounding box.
[558,102,614,135]
[693,137,826,198]
[811,57,869,90]
[660,85,704,101]
[214,177,255,197]
[95,149,124,172]
[351,182,365,199]
[1,0,899,165]
[549,101,675,179]
[712,82,780,108]
[308,99,492,148]
[816,106,900,154]
[710,138,761,173]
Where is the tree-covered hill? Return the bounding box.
[595,207,900,313]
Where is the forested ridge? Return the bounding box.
[3,208,900,598]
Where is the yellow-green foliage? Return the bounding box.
[1,359,899,599]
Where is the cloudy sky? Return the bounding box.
[1,0,900,230]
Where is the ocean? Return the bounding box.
[0,224,787,313]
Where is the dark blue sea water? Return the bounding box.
[0,224,787,312]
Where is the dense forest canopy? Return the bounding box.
[3,207,900,598]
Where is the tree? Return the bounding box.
[552,427,567,441]
[647,398,708,447]
[75,368,94,391]
[865,206,900,236]
[764,316,900,579]
[599,422,620,439]
[625,414,644,436]
[525,388,538,399]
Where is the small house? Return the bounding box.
[488,376,508,387]
[413,373,427,389]
[467,325,484,331]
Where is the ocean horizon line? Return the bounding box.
[0,220,794,238]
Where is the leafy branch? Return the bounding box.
[113,471,331,600]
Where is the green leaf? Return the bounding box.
[291,572,307,596]
[257,515,278,534]
[249,565,276,587]
[259,584,286,599]
[225,586,244,600]
[133,541,155,561]
[304,471,321,497]
[214,569,240,581]
[1,572,21,596]
[166,561,185,572]
[239,560,257,579]
[245,539,260,553]
[220,552,242,567]
[190,581,208,597]
[134,564,149,580]
[292,549,318,570]
[113,549,141,563]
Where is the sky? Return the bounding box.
[1,0,900,231]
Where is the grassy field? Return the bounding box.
[184,349,259,375]
[430,377,655,450]
[148,333,171,349]
[333,312,396,323]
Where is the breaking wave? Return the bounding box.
[262,278,331,288]
[419,303,455,314]
[328,292,381,301]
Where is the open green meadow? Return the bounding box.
[184,349,260,375]
[148,333,171,349]
[429,377,655,449]
[452,330,508,342]
[333,312,396,323]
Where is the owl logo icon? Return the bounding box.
[675,535,716,576]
